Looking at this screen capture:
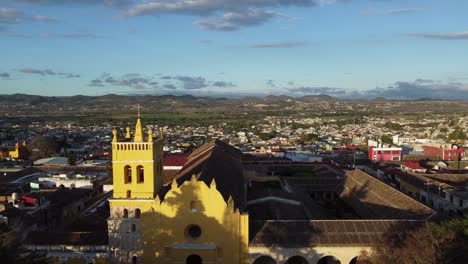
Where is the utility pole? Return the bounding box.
[353,149,356,169]
[425,180,432,207]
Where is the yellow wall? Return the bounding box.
[109,118,248,263]
[9,148,19,159]
[109,177,250,264]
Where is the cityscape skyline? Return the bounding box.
[1,0,468,99]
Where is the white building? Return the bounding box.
[38,172,106,189]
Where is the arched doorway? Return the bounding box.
[186,254,203,264]
[253,255,277,264]
[317,256,341,264]
[286,256,309,264]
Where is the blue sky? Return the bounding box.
[1,0,467,99]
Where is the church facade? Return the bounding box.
[108,117,249,264]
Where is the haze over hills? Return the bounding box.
[1,93,468,120]
[0,93,338,108]
[1,93,466,105]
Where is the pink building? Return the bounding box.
[368,147,402,162]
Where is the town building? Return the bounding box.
[0,141,28,160]
[19,116,439,264]
[368,146,402,162]
[104,117,435,264]
[38,172,106,190]
[423,145,465,161]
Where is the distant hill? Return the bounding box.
[414,97,436,101]
[0,93,343,116]
[1,93,468,120]
[262,95,294,101]
[299,94,337,102]
[373,97,387,101]
[0,93,338,105]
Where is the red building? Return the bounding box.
[368,147,402,162]
[423,145,464,161]
[401,161,427,173]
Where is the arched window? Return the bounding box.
[317,256,341,264]
[349,257,372,264]
[131,223,136,232]
[126,190,131,198]
[186,254,202,264]
[252,256,277,264]
[135,208,141,218]
[124,165,132,184]
[123,209,128,218]
[285,256,308,264]
[137,165,144,183]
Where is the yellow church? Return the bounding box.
[106,115,434,264]
[0,141,27,159]
[108,116,249,264]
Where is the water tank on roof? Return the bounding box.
[437,161,448,169]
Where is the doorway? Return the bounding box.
[186,254,203,264]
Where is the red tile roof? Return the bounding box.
[163,154,189,167]
[402,161,425,170]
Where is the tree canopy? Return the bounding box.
[361,219,468,264]
[27,136,59,161]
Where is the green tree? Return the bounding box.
[384,122,402,130]
[448,128,466,141]
[300,133,319,143]
[27,136,59,161]
[67,152,77,166]
[361,219,468,264]
[258,132,276,141]
[381,134,393,145]
[0,240,50,264]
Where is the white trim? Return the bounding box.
[164,166,183,170]
[372,147,402,151]
[109,199,154,202]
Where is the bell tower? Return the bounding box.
[111,112,164,199]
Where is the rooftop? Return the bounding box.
[159,139,245,210]
[250,220,424,247]
[339,170,437,220]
